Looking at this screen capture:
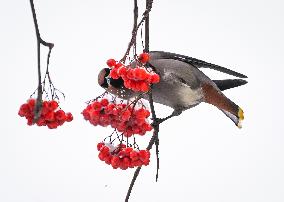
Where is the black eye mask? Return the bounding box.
[103,68,124,88]
[109,77,124,88]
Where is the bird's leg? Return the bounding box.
[155,108,183,124]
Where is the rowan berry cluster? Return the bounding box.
[106,53,160,92]
[18,99,73,129]
[97,142,150,169]
[82,98,152,137]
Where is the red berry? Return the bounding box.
[124,147,133,156]
[118,143,126,149]
[82,109,91,120]
[36,117,46,126]
[104,103,115,114]
[142,123,152,132]
[41,105,50,116]
[92,101,102,111]
[144,110,151,118]
[121,157,130,170]
[111,156,120,169]
[101,146,110,154]
[57,119,65,126]
[27,117,33,126]
[47,121,58,129]
[66,112,73,122]
[139,53,150,63]
[100,99,109,107]
[117,66,127,77]
[123,79,132,89]
[118,150,126,158]
[18,104,30,117]
[104,155,112,165]
[131,159,142,167]
[130,151,139,161]
[139,82,150,92]
[143,159,150,166]
[97,142,105,151]
[121,110,131,121]
[98,152,106,161]
[45,111,55,121]
[114,62,123,69]
[139,150,150,162]
[99,114,111,127]
[48,100,59,111]
[55,110,66,121]
[110,69,119,79]
[27,99,36,111]
[151,73,160,83]
[106,59,116,68]
[126,69,135,80]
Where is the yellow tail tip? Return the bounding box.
[238,108,244,120]
[237,108,244,128]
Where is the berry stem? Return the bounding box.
[29,0,54,122]
[121,0,138,63]
[121,0,153,62]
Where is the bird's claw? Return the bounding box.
[151,109,183,126]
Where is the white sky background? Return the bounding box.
[1,0,284,201]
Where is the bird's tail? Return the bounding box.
[202,83,244,128]
[221,107,244,128]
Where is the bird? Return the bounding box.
[98,51,248,128]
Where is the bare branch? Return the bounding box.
[121,0,153,62]
[125,122,160,202]
[29,0,55,122]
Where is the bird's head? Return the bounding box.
[98,68,110,88]
[98,68,125,89]
[98,68,136,99]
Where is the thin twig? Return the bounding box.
[144,0,160,183]
[121,0,138,62]
[121,0,153,62]
[155,131,160,181]
[125,123,159,202]
[149,90,160,183]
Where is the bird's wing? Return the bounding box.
[148,58,201,89]
[149,51,248,79]
[213,79,248,91]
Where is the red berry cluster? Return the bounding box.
[82,98,152,137]
[97,142,150,169]
[18,99,73,129]
[106,53,160,92]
